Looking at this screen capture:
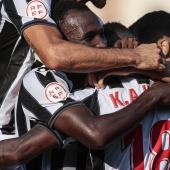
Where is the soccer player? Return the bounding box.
[0,0,167,144]
[104,22,138,48]
[0,4,170,170]
[88,11,170,170]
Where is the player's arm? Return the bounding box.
[87,59,170,89]
[130,59,170,82]
[23,25,165,72]
[0,124,58,169]
[51,81,170,150]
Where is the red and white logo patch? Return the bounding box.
[45,82,68,103]
[26,0,48,19]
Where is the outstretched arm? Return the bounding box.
[0,124,58,169]
[87,60,170,88]
[52,81,170,149]
[130,60,170,82]
[23,25,165,72]
[1,82,170,168]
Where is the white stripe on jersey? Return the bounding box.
[74,76,170,170]
[0,0,56,140]
[0,37,35,140]
[1,0,56,34]
[16,68,73,131]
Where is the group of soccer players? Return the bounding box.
[0,0,170,170]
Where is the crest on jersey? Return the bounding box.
[26,0,48,19]
[45,82,68,103]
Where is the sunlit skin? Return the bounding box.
[58,9,107,87]
[60,10,107,47]
[1,5,170,169]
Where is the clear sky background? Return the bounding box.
[87,0,170,27]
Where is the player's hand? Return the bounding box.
[86,68,133,89]
[134,43,166,72]
[114,38,138,48]
[85,72,104,89]
[150,81,170,105]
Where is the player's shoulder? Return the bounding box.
[23,66,72,91]
[72,87,96,101]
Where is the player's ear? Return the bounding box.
[157,38,169,56]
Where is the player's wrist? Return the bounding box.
[144,87,161,104]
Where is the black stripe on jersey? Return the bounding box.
[51,0,57,19]
[35,69,57,87]
[16,91,28,136]
[135,77,150,84]
[1,109,15,135]
[26,154,43,170]
[75,152,88,170]
[82,90,100,116]
[51,141,89,170]
[4,0,22,31]
[26,0,31,3]
[19,84,52,123]
[129,73,150,84]
[20,20,57,36]
[89,90,100,116]
[0,1,3,18]
[0,21,19,88]
[90,149,105,170]
[104,76,124,88]
[0,38,29,106]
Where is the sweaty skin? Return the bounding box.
[1,81,170,169]
[23,0,166,72]
[0,6,168,169]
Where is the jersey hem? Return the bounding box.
[20,21,57,36]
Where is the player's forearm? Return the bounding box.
[99,88,160,146]
[0,125,58,168]
[131,60,170,82]
[47,42,138,72]
[87,89,160,149]
[54,89,160,150]
[24,25,165,72]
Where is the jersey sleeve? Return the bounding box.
[19,67,83,148]
[3,0,56,35]
[20,67,74,122]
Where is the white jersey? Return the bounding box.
[0,0,56,139]
[17,66,170,170]
[16,67,90,170]
[74,76,170,170]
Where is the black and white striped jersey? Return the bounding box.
[15,66,84,146]
[74,76,170,170]
[0,0,57,139]
[16,66,155,169]
[15,66,97,170]
[1,0,56,35]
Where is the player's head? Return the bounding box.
[52,1,107,48]
[129,11,170,58]
[104,22,135,47]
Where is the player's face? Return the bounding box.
[61,11,107,48]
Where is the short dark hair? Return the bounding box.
[104,22,134,47]
[52,1,90,27]
[129,11,170,43]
